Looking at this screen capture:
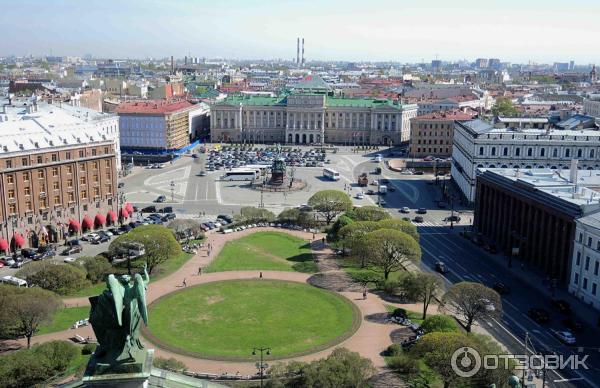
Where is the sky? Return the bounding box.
[1,0,599,63]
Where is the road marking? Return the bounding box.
[553,377,584,383]
[194,183,199,201]
[205,181,209,200]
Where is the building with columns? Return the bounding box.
[475,167,600,285]
[210,76,417,145]
[452,119,600,203]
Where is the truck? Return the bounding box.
[358,173,369,187]
[379,185,388,195]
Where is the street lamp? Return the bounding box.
[252,347,271,388]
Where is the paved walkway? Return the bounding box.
[20,227,403,376]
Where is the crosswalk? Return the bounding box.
[413,220,445,228]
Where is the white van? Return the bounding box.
[374,154,383,162]
[1,275,28,287]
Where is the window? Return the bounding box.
[93,174,99,183]
[37,155,43,164]
[595,261,599,276]
[8,189,15,199]
[22,157,28,166]
[566,149,571,158]
[579,233,583,242]
[583,277,588,290]
[66,152,71,160]
[503,147,508,156]
[51,154,58,162]
[588,237,592,247]
[591,149,595,158]
[6,174,14,184]
[25,201,32,211]
[93,187,100,197]
[67,178,73,187]
[541,148,545,157]
[79,150,84,158]
[23,186,30,195]
[479,147,484,156]
[52,167,59,177]
[515,148,520,156]
[40,183,45,193]
[8,203,16,214]
[81,190,87,200]
[105,171,111,180]
[577,149,582,158]
[92,149,97,156]
[37,169,44,179]
[68,192,75,202]
[106,184,112,194]
[66,165,73,174]
[39,197,47,209]
[576,251,581,266]
[54,196,61,205]
[593,283,597,296]
[104,147,109,154]
[105,160,110,168]
[491,147,496,156]
[527,148,532,157]
[22,172,29,181]
[80,176,87,185]
[597,241,600,250]
[6,160,12,169]
[585,256,590,271]
[92,161,98,169]
[81,164,86,172]
[553,148,558,157]
[574,273,579,284]
[53,181,59,190]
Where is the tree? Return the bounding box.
[81,256,113,284]
[358,229,421,279]
[108,225,181,274]
[238,206,276,224]
[25,264,88,295]
[339,221,379,264]
[0,285,60,348]
[346,206,391,222]
[492,97,519,117]
[420,315,458,334]
[167,219,204,241]
[267,348,376,388]
[441,282,502,332]
[377,219,419,242]
[308,190,352,225]
[401,272,442,319]
[277,208,316,228]
[326,214,354,242]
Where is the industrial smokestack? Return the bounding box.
[171,56,174,74]
[184,56,187,65]
[296,38,300,65]
[301,38,305,66]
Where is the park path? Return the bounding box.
[21,227,400,377]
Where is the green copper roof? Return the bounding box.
[326,97,396,108]
[215,94,407,109]
[292,75,332,92]
[216,95,287,106]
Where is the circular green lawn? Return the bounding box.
[145,279,360,360]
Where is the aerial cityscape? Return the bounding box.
[1,1,600,387]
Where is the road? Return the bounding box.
[357,155,600,388]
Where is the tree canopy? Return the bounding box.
[356,229,421,279]
[400,272,442,319]
[167,219,204,241]
[308,190,352,225]
[376,219,419,242]
[108,225,181,274]
[238,207,276,224]
[346,206,391,222]
[442,282,502,332]
[25,264,88,295]
[492,97,519,117]
[277,208,316,228]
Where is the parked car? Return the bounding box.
[81,233,100,242]
[20,248,37,259]
[413,216,424,223]
[435,260,449,274]
[141,206,157,213]
[399,207,410,213]
[199,171,207,177]
[156,195,166,203]
[551,329,576,345]
[356,193,364,199]
[63,245,83,255]
[109,227,123,235]
[91,235,110,244]
[550,299,572,315]
[64,257,77,263]
[161,206,173,213]
[528,308,550,324]
[416,208,428,214]
[492,282,511,295]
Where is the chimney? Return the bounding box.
[296,38,300,65]
[301,38,305,66]
[570,159,578,183]
[171,56,174,74]
[184,56,187,65]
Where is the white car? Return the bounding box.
[64,257,77,263]
[552,329,576,345]
[400,207,410,213]
[82,233,99,241]
[401,170,413,175]
[104,230,114,237]
[356,193,364,199]
[480,298,496,312]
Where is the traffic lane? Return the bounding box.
[418,229,587,387]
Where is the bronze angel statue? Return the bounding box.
[88,264,149,371]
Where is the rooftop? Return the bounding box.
[413,110,475,121]
[458,119,600,137]
[115,100,194,115]
[215,94,415,109]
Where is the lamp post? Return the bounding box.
[252,347,271,388]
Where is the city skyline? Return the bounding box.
[1,0,599,64]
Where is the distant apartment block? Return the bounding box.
[409,110,475,159]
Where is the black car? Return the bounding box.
[109,227,123,235]
[492,282,511,295]
[66,239,81,247]
[91,235,110,244]
[445,215,461,223]
[218,214,234,223]
[36,245,56,259]
[528,308,550,324]
[550,299,572,315]
[413,216,424,223]
[21,248,37,259]
[119,225,132,233]
[161,206,173,213]
[435,260,449,274]
[416,208,427,214]
[141,206,157,213]
[61,245,83,256]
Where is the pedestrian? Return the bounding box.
[198,267,202,276]
[182,278,187,287]
[312,232,315,240]
[259,271,263,278]
[363,290,367,300]
[322,237,325,246]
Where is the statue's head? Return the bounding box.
[119,275,131,284]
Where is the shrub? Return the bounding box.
[81,343,97,355]
[387,354,420,375]
[420,315,459,334]
[384,344,403,357]
[391,308,407,318]
[25,264,88,295]
[33,340,79,372]
[379,279,402,295]
[153,357,186,372]
[81,256,113,283]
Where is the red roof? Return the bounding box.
[413,110,476,121]
[115,99,194,115]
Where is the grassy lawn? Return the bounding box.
[146,279,359,360]
[37,306,90,335]
[385,304,427,325]
[339,257,403,283]
[205,231,317,273]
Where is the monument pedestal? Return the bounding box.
[82,349,154,388]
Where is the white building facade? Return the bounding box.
[569,213,600,310]
[452,119,600,203]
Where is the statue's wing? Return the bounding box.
[134,273,148,326]
[107,274,124,326]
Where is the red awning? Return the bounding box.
[82,216,93,230]
[107,210,117,223]
[69,219,81,232]
[94,214,106,227]
[125,202,134,213]
[13,233,25,248]
[120,208,129,219]
[0,239,8,252]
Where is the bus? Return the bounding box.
[221,169,257,181]
[1,275,27,287]
[242,164,271,177]
[323,168,340,181]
